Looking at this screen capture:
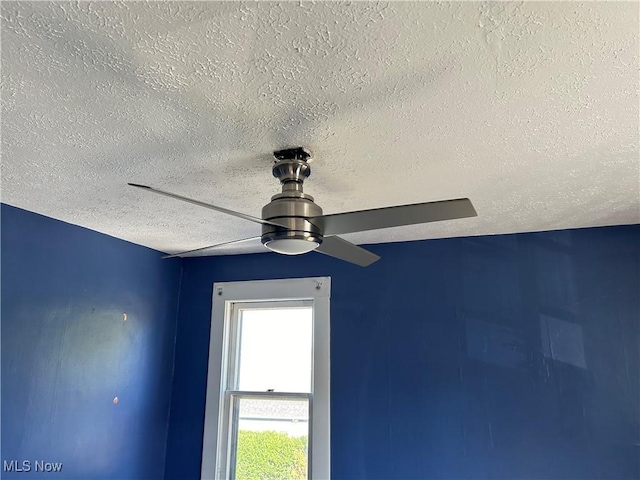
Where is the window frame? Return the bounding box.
[200,277,331,480]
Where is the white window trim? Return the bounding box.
[201,277,331,480]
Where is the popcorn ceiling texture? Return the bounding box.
[1,1,638,255]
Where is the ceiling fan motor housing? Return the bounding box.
[261,151,323,251]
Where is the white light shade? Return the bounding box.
[264,238,320,255]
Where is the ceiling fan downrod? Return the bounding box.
[272,147,312,194]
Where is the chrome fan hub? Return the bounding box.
[261,148,323,255]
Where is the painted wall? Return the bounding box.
[165,225,639,480]
[1,204,182,479]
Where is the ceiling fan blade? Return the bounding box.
[128,183,287,229]
[162,236,261,259]
[311,198,477,236]
[315,236,380,267]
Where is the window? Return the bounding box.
[201,277,330,480]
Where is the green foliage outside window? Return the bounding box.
[235,430,308,480]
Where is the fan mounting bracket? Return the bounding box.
[273,147,312,162]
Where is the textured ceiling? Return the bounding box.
[2,1,638,256]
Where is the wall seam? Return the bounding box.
[161,259,185,480]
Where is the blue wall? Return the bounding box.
[1,204,182,479]
[165,225,639,480]
[2,203,637,480]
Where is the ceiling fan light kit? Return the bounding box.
[129,147,477,266]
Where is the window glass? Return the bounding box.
[233,396,309,480]
[236,307,313,393]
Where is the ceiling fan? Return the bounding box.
[128,147,477,267]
